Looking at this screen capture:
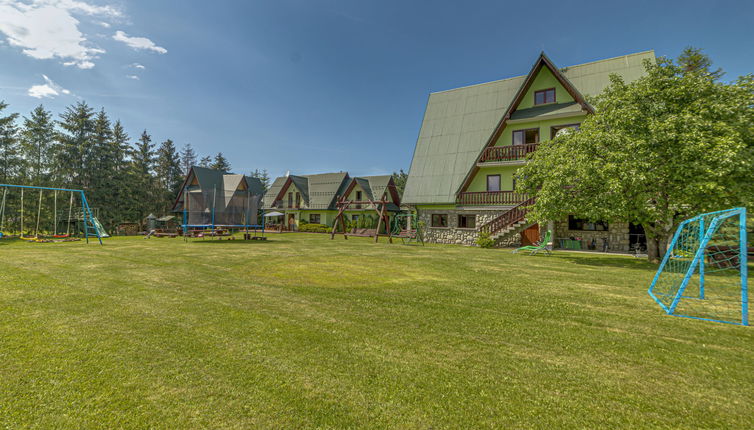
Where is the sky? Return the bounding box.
[0,0,752,179]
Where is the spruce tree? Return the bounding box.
[129,130,157,223]
[89,109,114,226]
[0,101,20,184]
[198,156,212,168]
[155,139,183,212]
[251,168,271,192]
[56,101,95,189]
[179,143,197,174]
[211,152,231,172]
[20,105,55,185]
[110,121,131,224]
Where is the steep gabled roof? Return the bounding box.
[171,166,266,212]
[263,172,350,210]
[402,50,655,205]
[341,175,402,211]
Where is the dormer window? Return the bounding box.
[534,88,556,105]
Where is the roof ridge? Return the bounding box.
[429,49,654,95]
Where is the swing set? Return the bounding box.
[0,184,103,245]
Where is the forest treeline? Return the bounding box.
[0,100,270,230]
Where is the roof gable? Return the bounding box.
[402,50,655,204]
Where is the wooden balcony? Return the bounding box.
[455,191,529,206]
[479,144,539,163]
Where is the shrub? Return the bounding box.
[476,232,495,249]
[298,223,330,233]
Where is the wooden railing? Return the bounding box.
[271,200,301,209]
[479,197,536,235]
[455,191,529,206]
[479,144,539,163]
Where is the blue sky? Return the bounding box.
[0,0,752,179]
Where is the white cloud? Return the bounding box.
[0,0,114,69]
[131,62,145,69]
[28,74,71,98]
[113,30,167,54]
[126,74,139,80]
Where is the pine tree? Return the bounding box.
[129,130,157,223]
[179,143,197,174]
[155,139,183,212]
[20,105,55,185]
[0,101,20,184]
[88,109,115,226]
[109,120,131,225]
[211,152,231,172]
[250,168,271,192]
[198,155,212,168]
[56,101,95,189]
[678,46,724,79]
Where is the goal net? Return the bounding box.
[648,208,749,325]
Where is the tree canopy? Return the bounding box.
[518,51,754,261]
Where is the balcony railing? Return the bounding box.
[271,200,301,209]
[455,191,529,206]
[479,144,539,163]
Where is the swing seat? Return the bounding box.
[52,234,70,238]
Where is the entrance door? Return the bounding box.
[521,223,540,246]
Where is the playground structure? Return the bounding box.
[0,184,104,245]
[173,166,266,241]
[330,192,393,243]
[648,207,748,326]
[390,213,424,245]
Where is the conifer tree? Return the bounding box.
[198,155,212,168]
[180,143,197,174]
[20,105,55,185]
[129,130,157,223]
[0,101,20,184]
[250,168,271,192]
[155,139,183,212]
[211,152,231,172]
[56,101,95,189]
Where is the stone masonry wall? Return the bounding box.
[553,220,631,252]
[418,209,504,246]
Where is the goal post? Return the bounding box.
[648,207,748,326]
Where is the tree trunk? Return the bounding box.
[646,232,671,264]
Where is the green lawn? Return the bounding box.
[0,234,752,429]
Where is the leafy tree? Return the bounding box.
[211,152,231,172]
[56,101,95,189]
[250,168,270,192]
[0,101,20,184]
[392,169,408,196]
[20,105,55,185]
[518,55,754,262]
[198,155,212,168]
[155,139,183,211]
[179,143,197,174]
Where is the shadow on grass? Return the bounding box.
[548,251,658,270]
[189,238,288,246]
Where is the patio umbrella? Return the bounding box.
[264,211,284,217]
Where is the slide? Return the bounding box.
[90,217,110,238]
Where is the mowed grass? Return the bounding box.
[0,234,752,429]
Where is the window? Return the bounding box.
[568,215,608,231]
[487,175,501,192]
[295,192,301,208]
[512,177,517,191]
[512,128,539,146]
[309,214,321,224]
[534,88,556,105]
[287,192,293,208]
[458,214,476,229]
[431,214,448,228]
[355,190,362,209]
[551,123,581,139]
[352,215,359,221]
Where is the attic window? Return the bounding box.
[534,88,556,105]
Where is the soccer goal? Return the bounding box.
[648,208,749,326]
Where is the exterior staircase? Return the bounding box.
[479,197,536,245]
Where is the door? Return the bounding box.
[521,223,540,246]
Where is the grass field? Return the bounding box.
[1,233,752,429]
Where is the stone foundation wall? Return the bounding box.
[553,221,631,252]
[418,209,504,246]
